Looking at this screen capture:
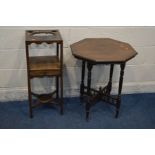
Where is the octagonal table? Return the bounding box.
[70,38,137,120]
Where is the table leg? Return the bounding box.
[28,78,33,118]
[60,75,63,115]
[56,43,59,99]
[80,61,85,101]
[107,64,114,95]
[115,63,126,118]
[86,62,93,120]
[60,43,63,115]
[87,63,93,95]
[26,44,33,118]
[56,76,59,99]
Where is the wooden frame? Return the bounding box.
[71,38,137,120]
[25,30,63,118]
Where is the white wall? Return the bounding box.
[0,26,155,101]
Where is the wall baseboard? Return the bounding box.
[0,82,155,102]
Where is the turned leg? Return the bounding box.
[107,64,114,95]
[80,61,85,101]
[115,63,126,118]
[87,63,93,95]
[86,62,93,120]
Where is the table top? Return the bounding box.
[70,38,137,63]
[25,30,62,44]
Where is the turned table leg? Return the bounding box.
[107,64,114,95]
[86,62,93,120]
[115,63,126,118]
[80,61,86,101]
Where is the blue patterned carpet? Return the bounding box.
[0,93,155,129]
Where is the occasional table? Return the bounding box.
[70,38,137,120]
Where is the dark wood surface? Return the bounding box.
[26,30,62,44]
[71,38,137,120]
[71,38,137,63]
[29,56,60,77]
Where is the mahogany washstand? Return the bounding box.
[25,30,63,118]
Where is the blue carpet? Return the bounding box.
[0,93,155,129]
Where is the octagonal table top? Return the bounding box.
[70,38,137,63]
